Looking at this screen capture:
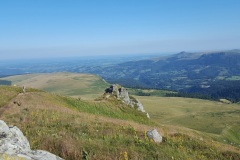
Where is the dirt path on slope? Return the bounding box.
[0,93,24,118]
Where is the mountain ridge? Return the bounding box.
[87,49,240,102]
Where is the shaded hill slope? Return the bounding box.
[0,86,240,159]
[87,50,240,101]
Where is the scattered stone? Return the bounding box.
[146,129,162,143]
[0,120,63,160]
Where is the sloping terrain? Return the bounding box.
[2,73,240,149]
[0,73,109,100]
[138,96,240,147]
[0,86,240,159]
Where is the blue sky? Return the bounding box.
[0,0,240,59]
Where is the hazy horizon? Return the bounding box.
[1,0,240,60]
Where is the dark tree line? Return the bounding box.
[181,80,240,102]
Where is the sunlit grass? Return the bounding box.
[0,73,109,100]
[137,96,240,147]
[1,86,240,159]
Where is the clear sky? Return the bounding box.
[0,0,240,59]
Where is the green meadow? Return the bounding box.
[0,73,109,100]
[1,73,240,159]
[137,96,240,147]
[1,85,240,159]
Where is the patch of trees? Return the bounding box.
[134,91,151,96]
[165,92,212,100]
[183,80,240,103]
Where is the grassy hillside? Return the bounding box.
[0,86,240,159]
[0,73,109,100]
[137,96,240,148]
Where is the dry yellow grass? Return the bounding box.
[0,73,109,100]
[1,86,240,159]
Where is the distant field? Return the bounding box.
[0,73,109,100]
[128,88,176,96]
[137,96,240,147]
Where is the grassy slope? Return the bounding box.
[0,86,240,160]
[137,96,240,147]
[0,73,109,100]
[0,86,20,107]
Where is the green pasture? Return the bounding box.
[0,73,109,100]
[137,96,240,147]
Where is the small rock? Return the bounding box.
[146,129,162,143]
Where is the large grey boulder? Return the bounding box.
[0,120,63,160]
[146,129,162,143]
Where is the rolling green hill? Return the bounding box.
[1,85,240,159]
[137,96,240,147]
[0,73,109,100]
[1,73,240,159]
[2,73,240,147]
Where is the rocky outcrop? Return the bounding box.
[104,84,150,118]
[146,129,162,143]
[0,120,63,160]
